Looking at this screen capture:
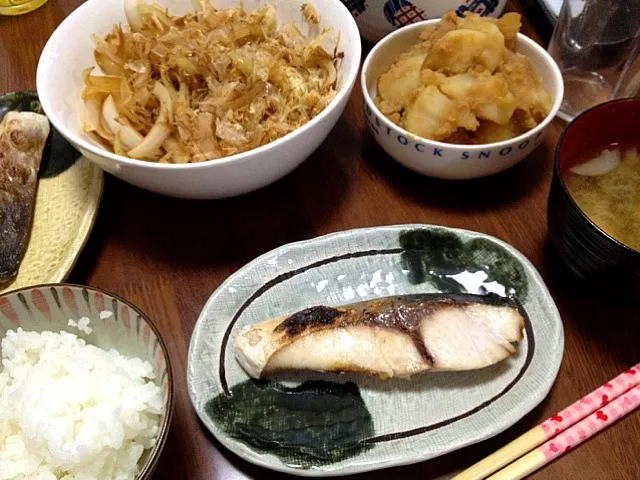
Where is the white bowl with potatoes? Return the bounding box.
[361,12,563,180]
[36,0,361,199]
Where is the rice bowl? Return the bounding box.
[0,329,163,479]
[0,284,174,480]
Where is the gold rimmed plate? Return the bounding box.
[0,91,103,294]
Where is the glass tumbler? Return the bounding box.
[0,0,48,15]
[547,0,640,121]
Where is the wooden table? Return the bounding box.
[1,1,638,479]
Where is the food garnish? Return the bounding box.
[81,1,341,163]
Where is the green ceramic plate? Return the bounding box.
[0,91,103,294]
[188,224,564,476]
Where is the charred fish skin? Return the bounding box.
[276,293,521,334]
[0,111,50,284]
[235,293,526,380]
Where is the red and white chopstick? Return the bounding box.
[453,364,640,480]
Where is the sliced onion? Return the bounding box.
[216,119,248,147]
[83,70,122,90]
[96,120,115,142]
[101,95,123,133]
[319,58,337,88]
[85,131,112,149]
[174,56,198,75]
[93,36,125,76]
[570,149,621,176]
[91,34,118,55]
[159,69,178,101]
[164,137,191,163]
[124,0,143,31]
[226,82,265,110]
[127,84,173,159]
[124,60,147,73]
[163,136,180,153]
[82,68,122,99]
[192,152,219,162]
[81,97,103,133]
[101,95,145,150]
[127,122,171,159]
[113,133,127,157]
[195,112,219,157]
[81,95,114,142]
[95,51,125,75]
[152,81,174,123]
[151,44,168,60]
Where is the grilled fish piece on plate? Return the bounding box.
[0,111,50,284]
[235,293,525,379]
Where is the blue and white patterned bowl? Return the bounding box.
[341,0,507,42]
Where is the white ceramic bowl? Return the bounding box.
[361,20,564,180]
[341,0,506,42]
[36,0,361,199]
[0,284,174,479]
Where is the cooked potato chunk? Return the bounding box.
[372,9,552,145]
[493,12,522,50]
[471,119,526,144]
[500,50,553,128]
[405,85,478,141]
[439,71,517,125]
[423,26,505,74]
[377,50,429,110]
[419,10,458,43]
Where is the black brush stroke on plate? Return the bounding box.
[0,90,81,178]
[206,380,374,468]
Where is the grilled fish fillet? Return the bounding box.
[0,111,50,284]
[235,293,525,379]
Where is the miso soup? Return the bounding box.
[565,144,640,252]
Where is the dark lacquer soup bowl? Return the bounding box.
[548,98,640,292]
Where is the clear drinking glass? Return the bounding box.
[0,0,48,15]
[547,0,640,121]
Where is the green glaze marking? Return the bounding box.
[206,380,374,468]
[399,228,529,300]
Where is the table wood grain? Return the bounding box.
[1,1,639,479]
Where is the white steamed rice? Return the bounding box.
[0,328,163,480]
